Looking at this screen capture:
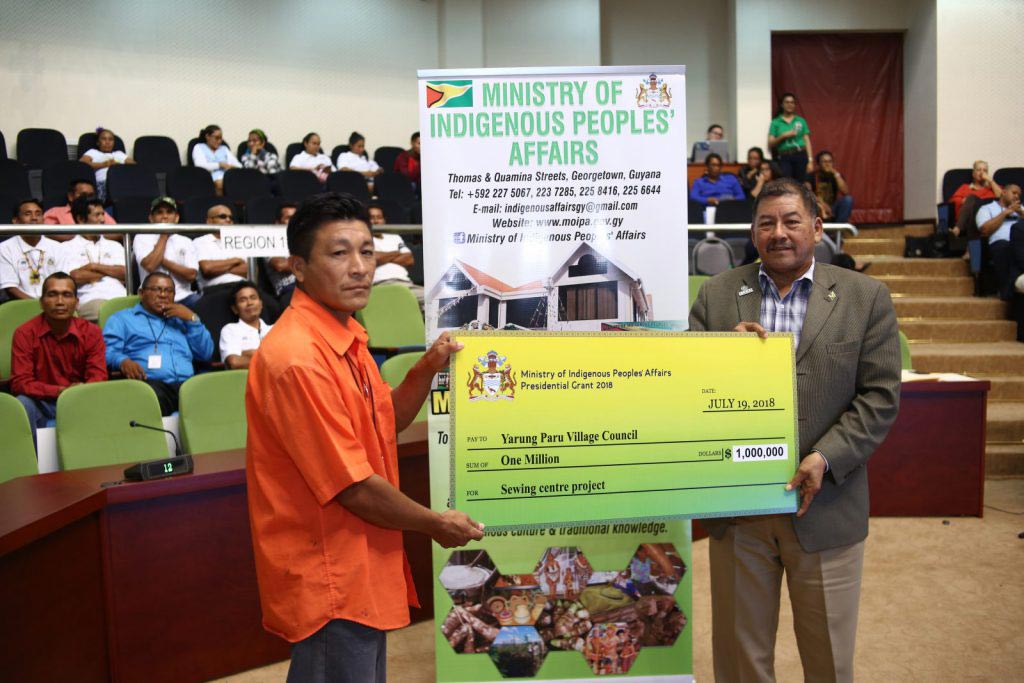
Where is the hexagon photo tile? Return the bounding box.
[490,573,546,626]
[441,604,501,654]
[583,622,641,676]
[439,550,498,604]
[532,547,593,601]
[634,595,687,647]
[488,626,548,678]
[617,543,687,597]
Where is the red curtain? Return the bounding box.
[771,33,904,224]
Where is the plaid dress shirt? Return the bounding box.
[758,260,816,349]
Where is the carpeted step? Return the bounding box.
[855,224,934,239]
[843,238,904,257]
[987,402,1024,442]
[972,375,1024,401]
[893,297,1009,320]
[874,275,974,297]
[986,443,1024,476]
[866,257,969,277]
[899,319,1018,343]
[910,342,1024,374]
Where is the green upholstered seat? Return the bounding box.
[380,352,428,423]
[179,370,249,454]
[0,393,39,482]
[98,295,140,329]
[0,299,41,379]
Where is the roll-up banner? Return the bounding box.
[419,66,692,682]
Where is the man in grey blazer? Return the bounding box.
[689,178,901,682]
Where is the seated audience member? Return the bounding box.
[219,281,273,368]
[951,160,1002,239]
[43,178,116,228]
[689,153,745,206]
[263,203,298,311]
[1,200,62,300]
[808,151,854,223]
[192,204,255,341]
[10,272,106,445]
[192,124,241,196]
[369,202,424,307]
[289,132,334,183]
[240,129,282,175]
[58,196,127,321]
[738,147,764,194]
[706,123,725,141]
[335,131,381,184]
[103,272,213,415]
[80,127,135,201]
[749,160,783,199]
[977,183,1023,300]
[394,131,421,186]
[133,197,200,306]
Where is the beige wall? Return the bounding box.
[936,0,1024,192]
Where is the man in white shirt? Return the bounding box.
[219,280,273,369]
[133,197,200,306]
[369,203,423,308]
[58,196,127,321]
[977,183,1023,300]
[1,199,62,300]
[192,203,254,348]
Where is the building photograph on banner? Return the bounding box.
[420,66,694,683]
[419,67,689,342]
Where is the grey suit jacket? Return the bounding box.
[689,262,901,553]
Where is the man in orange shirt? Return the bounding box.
[246,193,484,682]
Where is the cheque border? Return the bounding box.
[448,330,801,529]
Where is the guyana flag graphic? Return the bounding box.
[425,80,473,108]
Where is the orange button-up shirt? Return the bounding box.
[245,287,416,642]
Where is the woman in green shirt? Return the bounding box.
[767,92,814,183]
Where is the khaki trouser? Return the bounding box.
[710,514,865,683]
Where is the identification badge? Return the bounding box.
[147,355,163,370]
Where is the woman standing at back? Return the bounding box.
[767,92,813,183]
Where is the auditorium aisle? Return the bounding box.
[845,225,1024,476]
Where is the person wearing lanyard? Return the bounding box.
[0,199,62,300]
[102,272,214,415]
[690,177,900,682]
[246,193,484,683]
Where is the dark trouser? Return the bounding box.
[287,619,386,683]
[777,150,809,183]
[16,395,57,449]
[832,195,854,223]
[990,240,1015,301]
[145,379,182,416]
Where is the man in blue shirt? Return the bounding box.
[690,153,745,207]
[103,272,214,415]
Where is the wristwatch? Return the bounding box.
[190,313,200,323]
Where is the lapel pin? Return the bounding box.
[738,285,754,297]
[827,291,837,302]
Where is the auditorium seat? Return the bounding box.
[235,140,278,160]
[0,193,22,223]
[113,196,154,224]
[178,370,248,454]
[355,284,425,359]
[0,394,37,483]
[688,199,705,225]
[223,168,271,202]
[106,165,159,201]
[0,158,32,198]
[373,146,404,173]
[374,197,410,224]
[76,131,126,157]
[0,129,7,160]
[994,167,1024,190]
[284,142,304,169]
[715,199,753,224]
[134,136,181,174]
[98,295,140,329]
[937,167,974,229]
[899,330,912,370]
[379,352,428,422]
[182,195,230,224]
[373,172,416,209]
[691,236,735,275]
[245,195,282,225]
[56,380,167,470]
[16,128,68,169]
[277,169,323,201]
[42,160,95,201]
[0,299,42,381]
[688,275,709,310]
[326,170,371,203]
[166,166,216,201]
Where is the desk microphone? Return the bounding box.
[124,420,193,481]
[129,420,182,456]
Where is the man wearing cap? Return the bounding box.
[133,197,200,306]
